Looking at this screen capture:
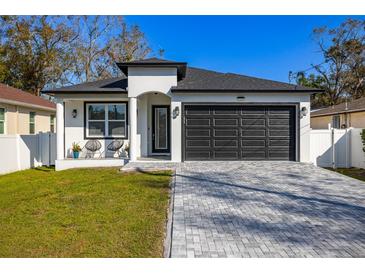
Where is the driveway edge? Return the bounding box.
[163,168,176,258]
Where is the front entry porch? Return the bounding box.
[54,91,180,171]
[129,92,173,161]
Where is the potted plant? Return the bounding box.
[72,142,82,159]
[123,143,129,158]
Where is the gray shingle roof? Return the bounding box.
[43,59,321,94]
[172,67,319,92]
[43,76,127,94]
[311,97,365,117]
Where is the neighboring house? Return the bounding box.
[311,97,365,129]
[43,58,320,169]
[0,83,56,135]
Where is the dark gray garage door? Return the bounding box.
[183,105,297,161]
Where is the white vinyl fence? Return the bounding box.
[1,129,364,175]
[310,127,365,169]
[0,133,56,175]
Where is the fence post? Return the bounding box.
[48,132,51,167]
[331,128,336,169]
[16,134,21,171]
[346,128,351,168]
[38,133,42,166]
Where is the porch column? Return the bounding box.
[129,97,137,161]
[56,101,64,160]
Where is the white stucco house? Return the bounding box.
[43,58,320,171]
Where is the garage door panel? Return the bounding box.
[268,129,290,137]
[186,151,211,160]
[186,128,211,137]
[214,139,238,148]
[214,118,239,126]
[213,106,240,115]
[186,118,211,126]
[184,105,296,161]
[269,139,290,147]
[214,129,238,137]
[241,139,266,148]
[186,139,211,148]
[268,107,292,114]
[241,129,266,137]
[268,150,291,159]
[241,118,266,126]
[268,118,290,126]
[213,151,239,160]
[185,107,210,115]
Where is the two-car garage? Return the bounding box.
[182,104,298,161]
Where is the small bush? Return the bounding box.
[361,129,365,153]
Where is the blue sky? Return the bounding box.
[125,16,365,83]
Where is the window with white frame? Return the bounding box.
[29,112,36,134]
[50,115,55,133]
[86,103,127,138]
[0,108,5,134]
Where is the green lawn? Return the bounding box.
[0,167,172,258]
[327,167,365,182]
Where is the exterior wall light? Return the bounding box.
[173,106,180,119]
[300,106,308,118]
[72,109,77,118]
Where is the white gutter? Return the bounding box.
[311,107,365,117]
[0,98,56,112]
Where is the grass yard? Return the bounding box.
[0,167,172,258]
[327,167,365,182]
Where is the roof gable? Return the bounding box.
[116,57,187,80]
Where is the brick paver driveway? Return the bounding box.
[171,162,365,258]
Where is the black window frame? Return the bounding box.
[84,101,128,140]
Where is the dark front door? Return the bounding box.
[183,105,297,161]
[152,105,170,153]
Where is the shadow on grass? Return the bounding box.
[34,166,55,172]
[132,167,173,177]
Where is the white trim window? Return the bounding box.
[86,103,127,138]
[50,114,55,133]
[29,111,36,134]
[0,108,5,134]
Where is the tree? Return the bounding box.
[109,21,151,62]
[0,16,77,95]
[69,16,151,83]
[0,16,155,95]
[290,71,330,108]
[292,18,365,107]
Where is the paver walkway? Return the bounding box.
[171,162,365,258]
